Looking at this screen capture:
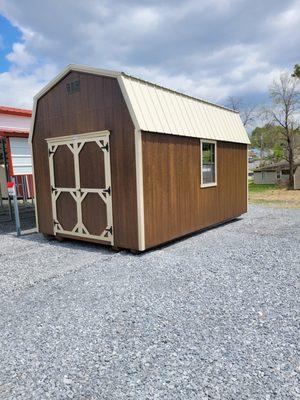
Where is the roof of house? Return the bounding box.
[0,106,32,117]
[0,106,32,138]
[254,157,300,172]
[0,128,29,138]
[30,64,250,145]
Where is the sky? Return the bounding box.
[0,0,299,110]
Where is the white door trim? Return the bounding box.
[47,130,114,244]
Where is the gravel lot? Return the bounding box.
[0,205,299,399]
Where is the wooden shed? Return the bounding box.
[30,65,250,252]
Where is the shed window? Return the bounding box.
[201,140,217,187]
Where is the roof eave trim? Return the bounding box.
[33,64,122,102]
[139,129,250,145]
[117,75,140,131]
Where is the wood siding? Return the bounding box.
[32,71,139,250]
[142,132,248,249]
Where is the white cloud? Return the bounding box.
[267,0,300,29]
[0,63,58,108]
[0,0,299,110]
[6,42,35,66]
[130,7,162,30]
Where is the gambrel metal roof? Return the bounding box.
[30,65,250,145]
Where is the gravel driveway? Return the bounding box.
[0,205,299,399]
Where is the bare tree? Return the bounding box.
[267,73,300,188]
[226,96,243,111]
[226,96,256,128]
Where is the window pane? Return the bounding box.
[202,142,216,184]
[203,164,215,184]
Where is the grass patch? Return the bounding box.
[248,181,300,208]
[248,182,277,193]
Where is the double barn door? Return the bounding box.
[47,131,113,244]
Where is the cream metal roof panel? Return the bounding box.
[152,86,171,133]
[207,105,220,139]
[216,107,231,142]
[173,94,187,134]
[229,113,239,141]
[30,64,250,145]
[121,74,250,144]
[147,84,168,133]
[134,80,161,133]
[221,109,232,141]
[190,100,204,137]
[194,101,208,138]
[160,89,182,135]
[200,102,214,140]
[184,97,195,136]
[154,88,173,134]
[180,95,193,135]
[185,98,196,135]
[220,109,231,140]
[166,89,186,135]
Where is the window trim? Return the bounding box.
[200,139,217,188]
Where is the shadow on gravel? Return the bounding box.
[146,217,242,253]
[0,202,36,234]
[16,231,115,256]
[1,215,243,256]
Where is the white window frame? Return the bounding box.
[200,139,217,188]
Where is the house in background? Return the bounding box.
[0,106,33,200]
[253,157,300,189]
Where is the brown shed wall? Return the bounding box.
[142,131,248,249]
[32,71,139,250]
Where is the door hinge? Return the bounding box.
[104,226,113,237]
[102,186,111,196]
[100,142,109,152]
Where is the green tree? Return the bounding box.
[292,64,300,78]
[266,73,300,188]
[251,124,283,163]
[273,144,284,160]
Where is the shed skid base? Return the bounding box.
[42,233,55,241]
[111,246,121,252]
[130,249,141,255]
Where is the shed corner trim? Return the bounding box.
[134,129,145,251]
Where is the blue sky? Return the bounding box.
[0,0,299,114]
[0,15,21,72]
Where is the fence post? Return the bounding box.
[7,180,21,236]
